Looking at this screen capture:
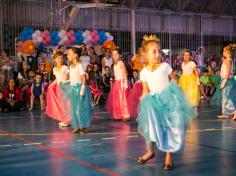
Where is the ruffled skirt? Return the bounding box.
[46,83,71,123]
[178,73,200,106]
[106,80,130,120]
[211,78,236,115]
[137,82,197,153]
[128,82,143,117]
[60,82,93,129]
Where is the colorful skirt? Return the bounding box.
[106,80,130,120]
[60,82,93,129]
[211,78,236,115]
[178,73,200,106]
[46,83,71,123]
[137,82,197,153]
[128,82,143,117]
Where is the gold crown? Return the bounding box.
[143,35,160,42]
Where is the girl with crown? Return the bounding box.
[178,50,200,107]
[137,35,197,170]
[211,44,236,120]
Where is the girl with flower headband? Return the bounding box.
[178,50,200,107]
[137,35,197,170]
[106,48,131,121]
[46,50,71,127]
[211,44,236,120]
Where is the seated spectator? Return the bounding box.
[0,79,22,112]
[29,73,45,111]
[93,63,103,88]
[88,71,103,106]
[18,62,33,108]
[200,69,211,99]
[130,69,139,88]
[38,63,47,75]
[210,69,221,94]
[0,49,14,89]
[102,66,111,94]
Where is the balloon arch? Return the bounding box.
[16,28,116,55]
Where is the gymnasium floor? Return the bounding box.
[0,101,236,176]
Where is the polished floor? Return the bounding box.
[0,101,236,176]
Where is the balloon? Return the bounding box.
[71,36,76,42]
[62,36,68,42]
[45,36,51,42]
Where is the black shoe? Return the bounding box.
[137,153,155,164]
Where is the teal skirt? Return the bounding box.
[60,82,93,129]
[211,78,236,115]
[137,82,197,153]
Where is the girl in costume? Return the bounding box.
[137,35,196,170]
[212,44,236,120]
[60,47,93,133]
[46,51,71,127]
[106,49,130,121]
[178,50,200,107]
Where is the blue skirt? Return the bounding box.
[211,78,236,115]
[137,82,197,153]
[60,82,93,129]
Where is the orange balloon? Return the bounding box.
[22,40,36,54]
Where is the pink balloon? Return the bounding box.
[44,30,50,35]
[41,33,46,39]
[69,30,74,35]
[71,36,76,42]
[65,40,71,46]
[45,36,51,42]
[95,35,100,41]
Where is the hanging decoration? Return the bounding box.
[17,28,115,54]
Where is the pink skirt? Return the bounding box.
[106,80,130,120]
[90,85,103,96]
[128,82,143,117]
[46,83,71,123]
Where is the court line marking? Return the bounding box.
[0,127,236,136]
[52,141,65,144]
[76,139,91,142]
[186,140,236,153]
[102,137,117,140]
[0,144,12,147]
[24,143,42,146]
[0,129,120,176]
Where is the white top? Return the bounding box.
[70,64,85,85]
[80,55,90,70]
[140,62,173,94]
[53,65,69,84]
[102,57,113,74]
[114,61,125,80]
[220,59,233,79]
[182,61,196,75]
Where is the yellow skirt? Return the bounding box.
[178,73,200,106]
